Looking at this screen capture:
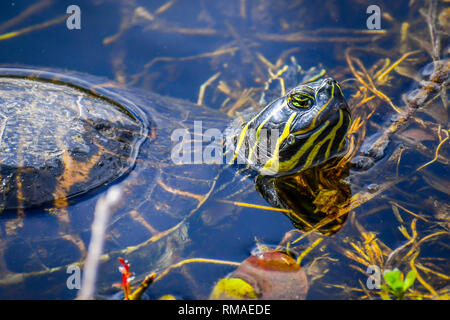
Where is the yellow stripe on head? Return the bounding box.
[231,122,250,163]
[325,109,344,159]
[312,83,334,127]
[247,116,270,163]
[335,81,344,97]
[265,120,329,174]
[305,109,343,169]
[261,113,297,173]
[247,100,287,163]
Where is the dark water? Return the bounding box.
[0,0,448,300]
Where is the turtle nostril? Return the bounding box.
[326,78,336,86]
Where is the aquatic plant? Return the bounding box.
[380,269,417,300]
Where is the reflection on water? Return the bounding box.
[256,158,351,236]
[0,0,448,300]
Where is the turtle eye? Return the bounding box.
[287,133,296,145]
[288,92,313,109]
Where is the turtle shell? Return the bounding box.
[0,69,148,209]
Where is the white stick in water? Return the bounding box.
[77,185,122,300]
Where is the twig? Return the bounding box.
[77,186,122,300]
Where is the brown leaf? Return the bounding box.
[231,251,309,299]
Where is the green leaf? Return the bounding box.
[209,278,258,300]
[390,280,405,293]
[403,270,417,291]
[383,269,402,287]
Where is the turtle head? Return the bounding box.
[236,77,351,176]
